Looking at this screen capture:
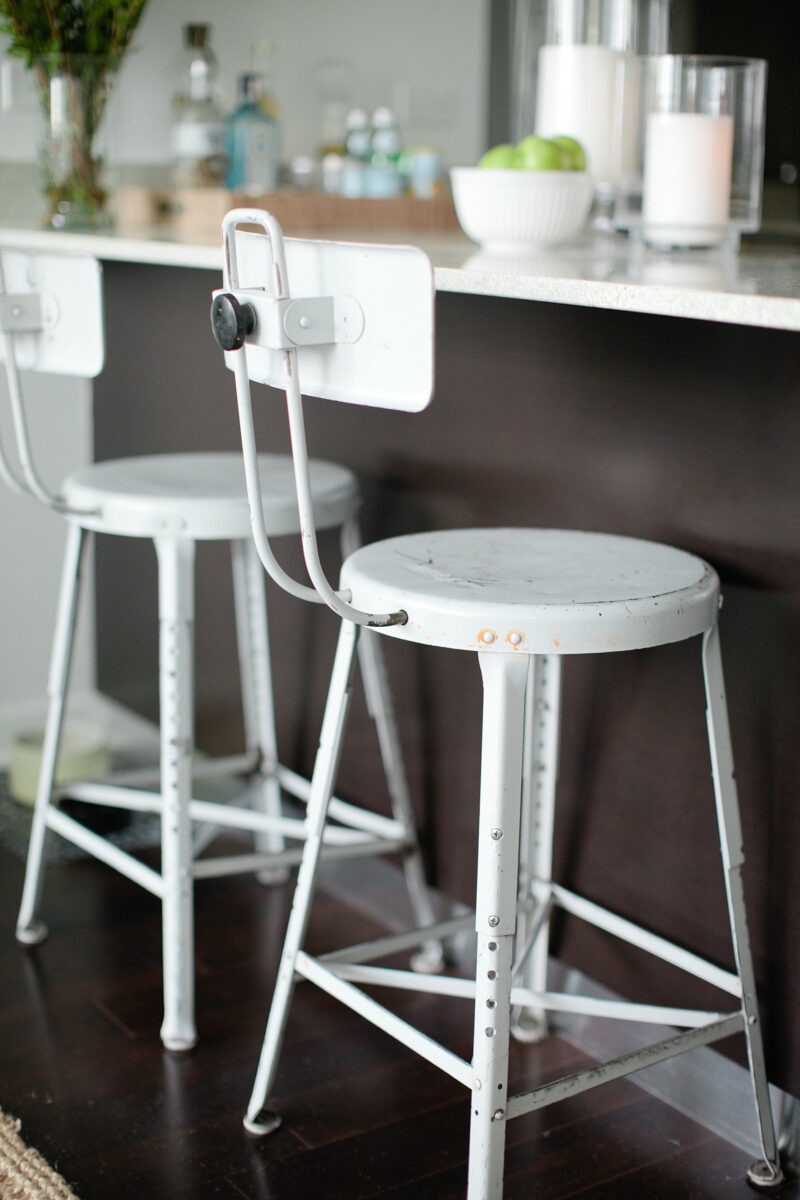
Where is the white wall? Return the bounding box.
[1,0,489,169]
[0,372,97,750]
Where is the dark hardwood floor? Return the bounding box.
[1,828,797,1200]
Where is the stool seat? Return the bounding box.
[63,452,358,540]
[341,528,719,654]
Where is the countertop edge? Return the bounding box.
[2,224,800,331]
[433,265,800,331]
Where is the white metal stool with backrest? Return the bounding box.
[212,208,783,1196]
[0,247,436,1053]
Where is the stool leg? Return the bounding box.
[513,653,561,1042]
[231,538,285,869]
[16,522,88,945]
[356,627,441,969]
[245,619,360,1134]
[468,652,527,1200]
[155,537,197,1052]
[702,624,783,1189]
[343,519,441,969]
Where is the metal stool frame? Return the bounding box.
[1,249,435,1053]
[216,209,782,1196]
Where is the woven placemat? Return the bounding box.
[0,1110,79,1200]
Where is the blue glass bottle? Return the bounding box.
[226,73,280,194]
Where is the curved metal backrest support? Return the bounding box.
[218,208,435,628]
[223,208,370,620]
[0,254,61,506]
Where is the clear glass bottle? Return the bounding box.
[365,106,405,198]
[344,107,371,161]
[317,58,353,158]
[171,24,228,188]
[249,40,281,123]
[226,73,280,194]
[340,107,370,198]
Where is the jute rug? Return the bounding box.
[0,1110,79,1200]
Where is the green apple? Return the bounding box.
[551,135,587,171]
[516,135,564,171]
[478,143,522,169]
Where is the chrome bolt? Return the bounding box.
[491,828,503,840]
[492,1109,505,1121]
[488,915,500,927]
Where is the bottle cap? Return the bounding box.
[185,24,209,48]
[238,73,261,103]
[346,107,368,130]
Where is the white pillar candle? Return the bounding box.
[535,43,619,183]
[643,112,734,246]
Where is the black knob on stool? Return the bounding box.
[210,293,256,351]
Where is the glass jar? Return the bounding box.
[510,0,671,200]
[37,54,116,230]
[614,55,767,249]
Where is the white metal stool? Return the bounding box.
[214,209,783,1196]
[0,249,436,1054]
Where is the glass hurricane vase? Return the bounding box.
[35,54,115,230]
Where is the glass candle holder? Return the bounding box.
[614,55,767,250]
[511,0,671,198]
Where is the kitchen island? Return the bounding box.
[2,217,799,1107]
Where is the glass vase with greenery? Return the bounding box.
[0,0,149,227]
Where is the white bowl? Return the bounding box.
[450,166,594,252]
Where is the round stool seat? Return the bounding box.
[62,452,359,540]
[341,528,719,654]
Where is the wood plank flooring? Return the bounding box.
[0,833,797,1200]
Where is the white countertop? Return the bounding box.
[1,219,799,332]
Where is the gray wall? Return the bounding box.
[1,0,489,170]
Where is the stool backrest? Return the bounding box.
[0,251,103,377]
[0,250,103,508]
[228,223,435,412]
[215,208,436,628]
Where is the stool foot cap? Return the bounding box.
[16,920,48,946]
[411,942,445,975]
[511,1008,548,1044]
[747,1160,784,1190]
[257,867,291,887]
[244,1109,282,1137]
[162,1033,197,1054]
